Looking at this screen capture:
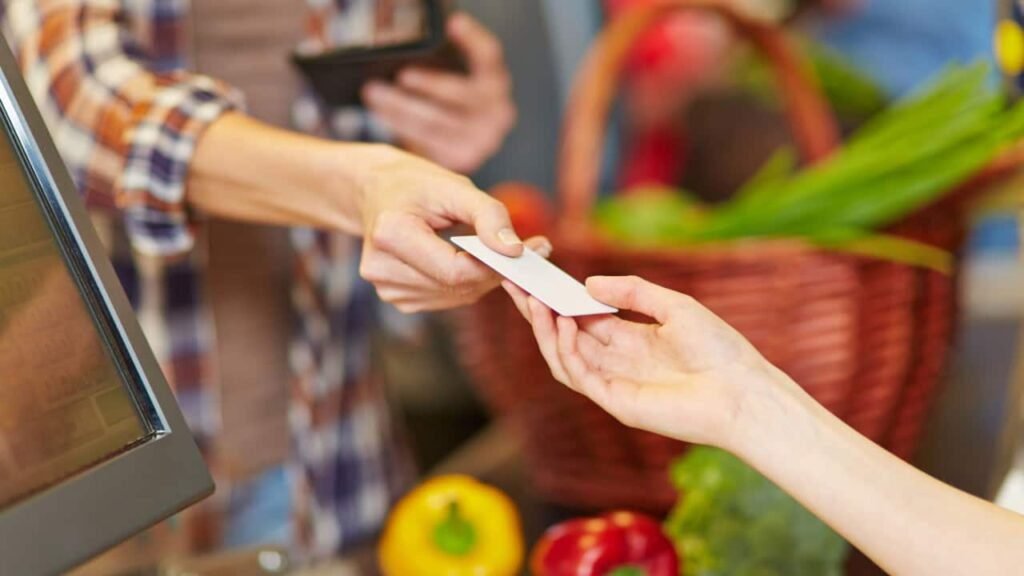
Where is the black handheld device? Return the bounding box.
[291,0,467,107]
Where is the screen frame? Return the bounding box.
[0,38,213,575]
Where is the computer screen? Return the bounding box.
[0,132,150,508]
[0,33,211,575]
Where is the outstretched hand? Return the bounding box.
[508,276,1024,576]
[503,275,789,449]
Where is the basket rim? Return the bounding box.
[552,235,949,270]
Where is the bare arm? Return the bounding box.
[5,1,536,313]
[739,381,1024,576]
[187,112,369,234]
[188,112,550,313]
[505,277,1024,576]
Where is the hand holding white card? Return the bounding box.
[451,236,617,317]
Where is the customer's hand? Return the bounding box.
[362,12,516,174]
[357,146,549,314]
[508,279,1024,576]
[503,276,793,449]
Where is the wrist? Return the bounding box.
[724,366,819,466]
[313,141,397,233]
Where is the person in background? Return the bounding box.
[1,0,540,562]
[505,277,1024,575]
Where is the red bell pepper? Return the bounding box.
[530,511,680,576]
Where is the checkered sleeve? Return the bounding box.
[2,0,243,256]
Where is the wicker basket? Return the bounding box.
[455,0,1024,512]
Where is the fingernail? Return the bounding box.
[498,228,522,246]
[534,241,553,258]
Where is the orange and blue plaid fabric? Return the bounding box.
[2,0,417,560]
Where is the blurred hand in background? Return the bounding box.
[363,12,517,174]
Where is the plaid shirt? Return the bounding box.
[1,0,418,560]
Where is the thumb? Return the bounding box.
[585,276,679,323]
[472,197,524,257]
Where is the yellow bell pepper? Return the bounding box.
[378,475,524,576]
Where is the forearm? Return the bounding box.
[734,377,1024,576]
[188,112,393,235]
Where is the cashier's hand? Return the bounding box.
[362,12,516,174]
[503,276,797,449]
[358,147,550,313]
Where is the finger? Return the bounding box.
[574,328,608,369]
[395,293,477,312]
[447,12,507,76]
[502,280,531,322]
[387,295,472,314]
[500,233,553,315]
[398,63,511,106]
[406,135,495,176]
[360,249,447,291]
[524,235,553,258]
[576,314,639,345]
[397,68,479,111]
[369,211,496,289]
[555,316,613,406]
[363,81,463,138]
[576,316,659,369]
[574,328,648,383]
[527,297,569,385]
[442,189,523,258]
[394,165,521,258]
[474,197,523,257]
[585,276,682,324]
[376,283,487,304]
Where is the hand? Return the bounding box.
[362,12,517,174]
[356,146,550,314]
[503,275,794,449]
[508,277,1024,576]
[189,114,547,315]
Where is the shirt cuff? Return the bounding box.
[118,74,243,256]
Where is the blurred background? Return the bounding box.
[73,0,1024,574]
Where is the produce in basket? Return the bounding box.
[665,448,847,576]
[596,63,1024,272]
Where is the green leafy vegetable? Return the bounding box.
[596,63,1020,272]
[665,447,848,576]
[734,40,887,121]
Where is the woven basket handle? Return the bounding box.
[558,0,841,236]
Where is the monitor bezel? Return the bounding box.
[0,38,213,575]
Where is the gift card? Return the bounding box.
[451,236,618,317]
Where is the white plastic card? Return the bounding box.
[451,236,618,317]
